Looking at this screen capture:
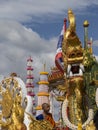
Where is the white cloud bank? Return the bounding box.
[0,20,56,81]
[0,20,97,83]
[93,40,98,46]
[0,0,98,22]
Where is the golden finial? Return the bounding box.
[66,8,76,32]
[83,20,89,27]
[68,8,73,14]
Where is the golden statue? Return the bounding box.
[2,86,13,118]
[0,76,53,130]
[25,112,53,130]
[62,9,83,72]
[0,77,27,130]
[61,9,93,129]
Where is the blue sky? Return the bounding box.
[25,4,98,41]
[0,0,98,81]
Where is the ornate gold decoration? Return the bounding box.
[62,9,83,71]
[26,112,53,130]
[8,94,26,130]
[61,9,91,127]
[68,77,86,124]
[2,87,13,118]
[0,77,26,130]
[62,98,94,130]
[1,77,20,118]
[83,48,95,69]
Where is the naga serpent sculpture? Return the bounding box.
[61,9,94,129]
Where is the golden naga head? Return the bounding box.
[62,9,83,75]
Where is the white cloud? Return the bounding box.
[95,55,98,61]
[0,20,57,81]
[93,40,98,46]
[0,0,98,23]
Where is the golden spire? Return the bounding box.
[40,62,48,75]
[83,20,89,48]
[83,20,89,27]
[68,8,76,31]
[64,9,76,39]
[44,63,46,72]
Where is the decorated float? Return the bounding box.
[49,9,98,130]
[0,9,98,130]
